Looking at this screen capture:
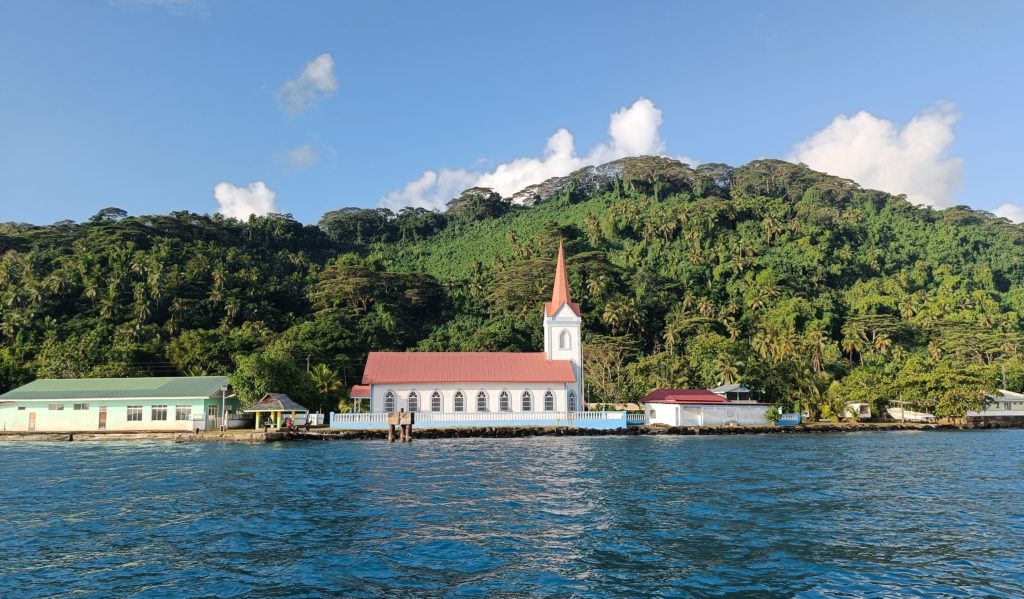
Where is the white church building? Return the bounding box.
[330,241,627,430]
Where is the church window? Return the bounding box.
[476,390,488,412]
[408,390,419,413]
[431,390,442,412]
[568,390,578,412]
[453,391,465,412]
[499,390,511,412]
[544,390,555,411]
[384,390,396,413]
[521,390,533,411]
[559,329,571,350]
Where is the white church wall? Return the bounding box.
[370,384,573,414]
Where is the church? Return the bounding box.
[349,241,585,417]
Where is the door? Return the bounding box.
[98,407,107,430]
[28,412,36,431]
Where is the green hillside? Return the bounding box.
[3,157,1023,417]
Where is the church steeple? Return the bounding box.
[545,239,580,317]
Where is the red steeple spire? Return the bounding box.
[545,239,581,317]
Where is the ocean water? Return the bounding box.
[1,431,1022,598]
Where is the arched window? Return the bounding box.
[384,390,396,413]
[408,390,419,413]
[559,329,571,350]
[568,390,577,412]
[453,391,465,412]
[521,390,533,412]
[476,390,488,412]
[431,390,442,412]
[499,390,511,412]
[544,390,555,411]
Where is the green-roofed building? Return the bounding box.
[0,376,240,432]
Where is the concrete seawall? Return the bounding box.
[2,421,1020,443]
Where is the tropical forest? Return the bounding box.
[2,157,1022,419]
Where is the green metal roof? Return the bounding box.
[0,376,233,400]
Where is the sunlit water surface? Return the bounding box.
[1,431,1023,598]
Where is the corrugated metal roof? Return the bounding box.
[640,389,729,404]
[362,352,575,384]
[0,376,231,400]
[350,385,371,398]
[244,393,308,413]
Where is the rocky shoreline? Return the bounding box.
[1,419,1020,443]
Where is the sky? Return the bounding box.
[2,0,1023,225]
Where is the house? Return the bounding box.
[844,402,872,420]
[330,241,626,430]
[709,383,753,402]
[968,389,1024,417]
[0,376,239,432]
[641,389,770,427]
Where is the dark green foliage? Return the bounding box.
[2,158,1023,418]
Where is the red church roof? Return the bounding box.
[640,389,729,404]
[362,352,576,385]
[544,239,581,317]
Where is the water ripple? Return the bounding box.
[1,432,1022,597]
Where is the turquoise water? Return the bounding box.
[1,431,1022,598]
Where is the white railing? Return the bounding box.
[330,410,627,428]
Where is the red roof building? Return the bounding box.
[640,389,730,404]
[361,352,575,384]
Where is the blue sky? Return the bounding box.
[2,0,1023,224]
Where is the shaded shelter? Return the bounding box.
[244,393,309,429]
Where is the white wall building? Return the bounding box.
[331,240,620,429]
[642,389,770,427]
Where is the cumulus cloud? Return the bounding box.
[381,97,674,211]
[283,144,318,167]
[213,181,278,220]
[381,169,479,211]
[278,53,338,115]
[789,103,963,207]
[994,204,1024,224]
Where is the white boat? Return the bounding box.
[886,406,935,423]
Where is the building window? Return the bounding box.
[384,391,396,413]
[453,391,465,412]
[499,390,511,412]
[73,403,89,411]
[431,391,442,412]
[208,404,218,416]
[48,403,64,411]
[521,390,532,411]
[476,390,488,412]
[408,390,419,413]
[127,406,143,421]
[651,409,657,419]
[568,390,578,412]
[559,330,571,350]
[152,405,168,421]
[544,390,555,411]
[176,405,192,421]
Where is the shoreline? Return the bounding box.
[1,419,1021,442]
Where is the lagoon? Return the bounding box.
[1,431,1022,597]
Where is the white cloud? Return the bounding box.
[283,144,318,167]
[994,204,1024,224]
[789,103,963,207]
[380,168,479,211]
[381,97,674,211]
[278,53,338,115]
[214,181,278,220]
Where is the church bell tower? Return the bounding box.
[543,239,583,410]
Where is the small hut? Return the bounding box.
[245,393,309,429]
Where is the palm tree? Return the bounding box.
[715,357,742,385]
[873,333,892,355]
[310,363,341,410]
[804,327,829,373]
[841,322,867,364]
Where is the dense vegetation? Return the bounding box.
[3,157,1023,419]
